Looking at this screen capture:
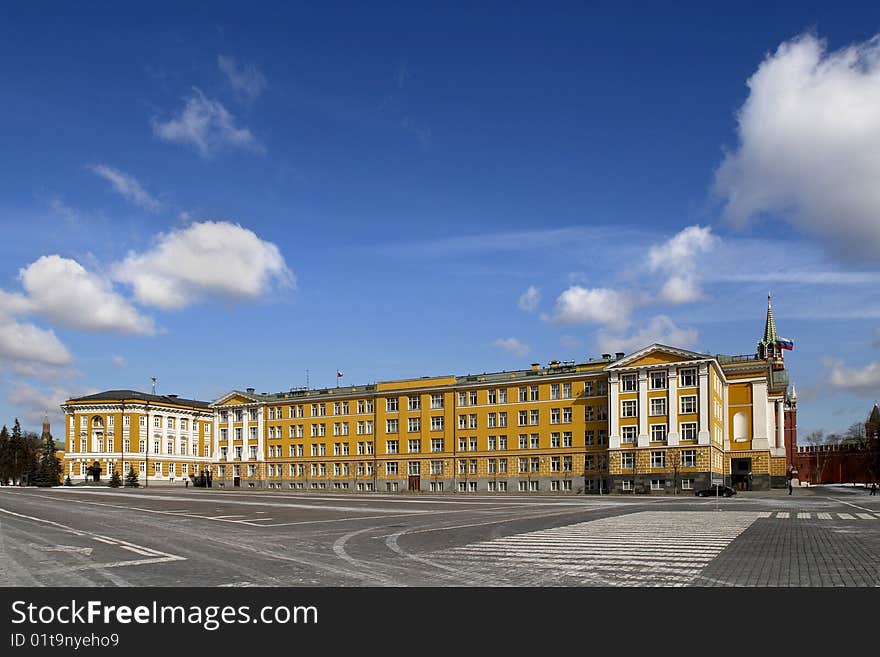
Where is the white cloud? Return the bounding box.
[518,286,540,312]
[826,358,880,395]
[0,320,72,367]
[596,315,698,355]
[17,255,155,335]
[113,220,293,310]
[218,54,267,103]
[151,88,262,157]
[648,225,717,304]
[112,355,126,368]
[715,33,880,257]
[7,381,83,429]
[493,337,530,357]
[543,286,632,330]
[88,164,161,211]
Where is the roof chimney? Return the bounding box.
[246,387,255,394]
[615,352,625,359]
[531,363,540,371]
[601,353,612,359]
[167,394,178,398]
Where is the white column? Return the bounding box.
[698,364,710,444]
[242,408,249,459]
[722,382,730,451]
[637,369,648,446]
[257,407,265,481]
[751,381,770,450]
[608,372,620,449]
[777,400,784,449]
[667,367,678,445]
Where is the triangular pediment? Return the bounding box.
[606,344,709,370]
[212,391,259,407]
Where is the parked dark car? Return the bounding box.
[695,484,736,497]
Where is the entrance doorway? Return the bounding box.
[731,458,752,491]
[408,475,420,492]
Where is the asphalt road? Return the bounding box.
[1,486,878,587]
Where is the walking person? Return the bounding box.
[871,482,877,496]
[788,479,793,495]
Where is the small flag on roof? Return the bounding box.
[776,337,794,350]
[337,370,344,378]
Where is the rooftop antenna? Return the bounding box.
[306,369,309,390]
[151,377,157,395]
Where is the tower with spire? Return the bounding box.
[757,293,784,368]
[41,412,51,441]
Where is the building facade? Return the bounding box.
[61,296,798,494]
[60,391,214,485]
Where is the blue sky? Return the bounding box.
[1,1,879,437]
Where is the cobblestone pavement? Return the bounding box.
[1,486,878,586]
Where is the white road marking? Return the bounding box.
[797,512,810,519]
[818,513,832,520]
[28,544,93,556]
[837,513,855,520]
[0,507,184,570]
[208,515,247,519]
[776,512,789,519]
[429,511,763,587]
[856,513,875,520]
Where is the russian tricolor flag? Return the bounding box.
[776,337,794,350]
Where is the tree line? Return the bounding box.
[0,419,62,487]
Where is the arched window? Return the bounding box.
[733,412,748,441]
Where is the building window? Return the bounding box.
[386,398,398,413]
[518,410,527,426]
[408,417,421,433]
[529,434,539,449]
[430,460,444,475]
[680,395,698,415]
[469,391,477,406]
[550,408,560,424]
[584,430,594,446]
[584,406,594,422]
[518,387,527,402]
[408,396,420,411]
[529,386,539,401]
[651,479,665,491]
[529,409,539,425]
[650,398,667,416]
[680,450,697,468]
[469,414,478,429]
[550,456,560,472]
[386,462,398,476]
[584,381,594,397]
[431,438,444,452]
[650,424,668,443]
[681,422,698,441]
[562,383,572,399]
[621,452,634,469]
[408,439,421,453]
[650,451,666,469]
[621,479,633,491]
[681,479,694,490]
[621,400,637,418]
[469,436,478,451]
[680,368,697,388]
[430,394,443,409]
[386,419,398,434]
[621,374,637,392]
[386,440,399,454]
[498,436,507,450]
[621,426,637,444]
[550,432,560,448]
[408,461,420,476]
[563,432,572,447]
[650,371,667,389]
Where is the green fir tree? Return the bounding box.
[124,466,140,488]
[108,469,122,487]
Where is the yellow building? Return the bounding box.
[63,296,793,494]
[209,295,794,493]
[60,391,214,485]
